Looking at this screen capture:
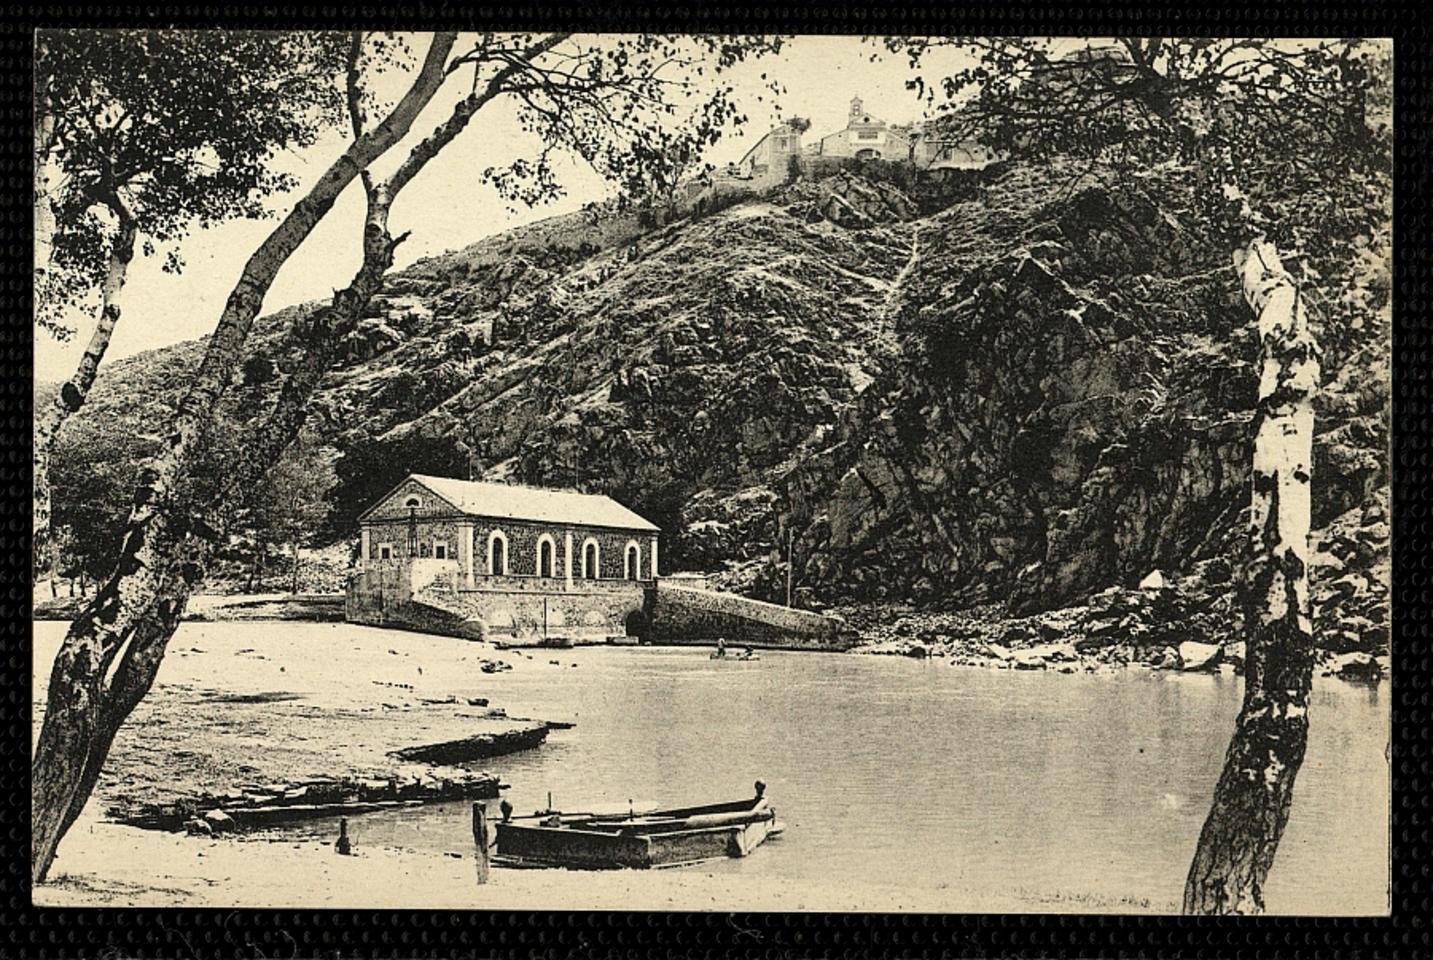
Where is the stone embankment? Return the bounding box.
[648,582,857,650]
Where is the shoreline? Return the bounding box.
[33,816,1180,913]
[32,591,347,623]
[30,619,1388,914]
[34,586,1390,685]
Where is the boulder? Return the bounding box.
[1011,651,1047,670]
[1177,641,1221,672]
[184,818,213,837]
[1326,651,1383,683]
[1025,642,1078,663]
[203,809,236,835]
[984,643,1013,661]
[1138,570,1167,591]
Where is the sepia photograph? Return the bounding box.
[29,28,1392,917]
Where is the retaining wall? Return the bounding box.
[347,563,854,650]
[647,582,856,650]
[345,561,645,644]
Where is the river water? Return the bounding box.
[33,622,1390,914]
[278,640,1389,915]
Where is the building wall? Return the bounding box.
[913,138,999,170]
[346,560,647,644]
[815,126,911,162]
[739,124,804,184]
[362,514,657,581]
[345,562,854,649]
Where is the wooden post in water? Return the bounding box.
[472,801,490,885]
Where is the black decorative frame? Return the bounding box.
[0,3,1425,957]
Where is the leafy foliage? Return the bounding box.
[49,419,136,583]
[405,33,789,214]
[35,29,349,337]
[325,432,470,539]
[242,432,336,581]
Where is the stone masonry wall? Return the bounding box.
[648,582,856,650]
[364,515,655,581]
[345,559,646,644]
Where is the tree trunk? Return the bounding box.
[33,65,58,289]
[247,542,264,593]
[1183,239,1321,915]
[38,48,527,862]
[30,32,458,885]
[33,214,137,574]
[57,562,194,842]
[290,540,301,594]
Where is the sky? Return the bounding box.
[34,33,977,381]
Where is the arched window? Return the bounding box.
[404,496,421,508]
[624,541,641,580]
[536,534,557,578]
[487,530,509,576]
[581,538,600,581]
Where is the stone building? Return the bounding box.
[347,475,660,643]
[346,473,853,647]
[807,97,914,163]
[345,474,856,648]
[356,474,660,583]
[732,117,809,186]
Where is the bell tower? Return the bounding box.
[849,95,864,123]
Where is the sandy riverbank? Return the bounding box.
[35,813,1140,912]
[32,590,347,622]
[32,621,573,828]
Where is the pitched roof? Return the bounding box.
[400,474,660,532]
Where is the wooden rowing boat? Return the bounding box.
[492,790,781,869]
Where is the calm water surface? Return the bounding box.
[275,641,1389,914]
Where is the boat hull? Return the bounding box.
[493,798,779,869]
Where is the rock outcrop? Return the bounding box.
[55,159,1389,661]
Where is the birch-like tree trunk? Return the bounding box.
[43,39,559,850]
[33,210,137,574]
[1183,238,1322,915]
[30,32,458,884]
[33,67,58,288]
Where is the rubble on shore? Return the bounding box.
[840,495,1391,685]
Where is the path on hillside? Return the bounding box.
[871,224,922,357]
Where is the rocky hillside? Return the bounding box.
[55,158,1391,656]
